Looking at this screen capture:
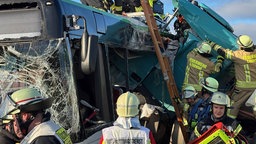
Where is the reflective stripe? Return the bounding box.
[135,6,143,12]
[183,67,190,89]
[149,0,154,7]
[243,54,256,63]
[114,6,122,11]
[189,58,207,70]
[226,50,232,59]
[111,5,122,12]
[198,71,204,81]
[194,126,201,137]
[233,124,242,137]
[183,117,188,126]
[236,80,256,88]
[244,64,251,82]
[56,128,72,144]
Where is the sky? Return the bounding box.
[73,0,256,43]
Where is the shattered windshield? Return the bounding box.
[0,38,80,135]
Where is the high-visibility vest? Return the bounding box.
[102,125,151,144]
[20,120,72,144]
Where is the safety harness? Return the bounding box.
[189,98,211,128]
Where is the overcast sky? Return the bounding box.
[162,0,256,42]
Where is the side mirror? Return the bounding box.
[65,15,98,74]
[81,32,99,74]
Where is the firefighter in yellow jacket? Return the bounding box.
[110,0,164,16]
[210,35,256,119]
[182,42,223,92]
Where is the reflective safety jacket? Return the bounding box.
[100,125,156,144]
[216,46,256,89]
[20,120,72,144]
[183,49,218,91]
[190,114,242,141]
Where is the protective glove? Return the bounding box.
[215,55,224,72]
[215,62,222,72]
[206,40,215,47]
[110,4,122,13]
[213,44,221,51]
[183,103,190,112]
[206,40,220,51]
[217,55,225,62]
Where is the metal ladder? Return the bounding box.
[140,0,188,142]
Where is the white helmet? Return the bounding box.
[116,92,140,117]
[198,42,211,54]
[200,77,219,92]
[211,91,229,106]
[183,86,197,99]
[0,88,53,123]
[237,35,254,48]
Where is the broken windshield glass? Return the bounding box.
[0,38,80,136]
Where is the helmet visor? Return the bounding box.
[183,90,195,99]
[0,94,18,119]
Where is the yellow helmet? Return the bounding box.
[116,91,140,117]
[237,35,254,48]
[0,88,53,122]
[198,42,211,54]
[200,77,219,92]
[183,86,197,99]
[211,91,229,106]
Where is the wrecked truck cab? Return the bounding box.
[0,0,175,143]
[173,0,256,143]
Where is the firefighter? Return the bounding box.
[110,0,140,15]
[185,77,219,134]
[80,0,114,11]
[0,117,21,143]
[99,91,156,144]
[181,85,199,135]
[210,35,256,119]
[190,91,246,143]
[0,88,72,144]
[200,76,219,103]
[182,86,198,111]
[173,14,191,43]
[182,42,223,92]
[110,0,164,17]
